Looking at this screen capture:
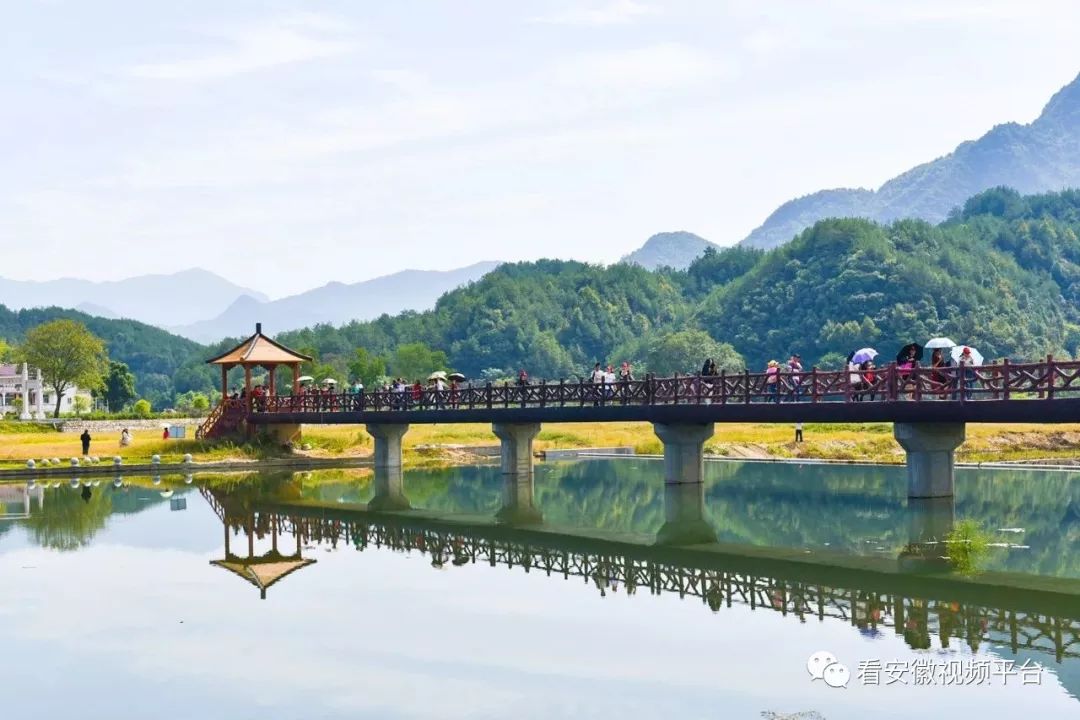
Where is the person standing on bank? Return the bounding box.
[795,422,803,443]
[80,429,91,456]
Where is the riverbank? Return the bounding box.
[2,421,1079,470]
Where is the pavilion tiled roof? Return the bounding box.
[206,323,313,366]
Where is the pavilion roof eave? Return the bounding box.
[206,324,313,366]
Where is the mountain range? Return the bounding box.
[0,269,267,328]
[740,70,1080,249]
[172,262,500,342]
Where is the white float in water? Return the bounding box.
[113,478,123,488]
[113,456,122,466]
[159,490,174,498]
[40,458,49,466]
[183,453,192,463]
[70,457,80,467]
[152,476,162,485]
[151,454,161,464]
[184,475,194,485]
[69,478,80,488]
[26,459,35,469]
[51,458,60,465]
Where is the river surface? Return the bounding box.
[1,459,1078,719]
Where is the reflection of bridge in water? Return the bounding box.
[200,470,1080,665]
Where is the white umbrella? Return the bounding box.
[925,337,957,349]
[297,375,315,383]
[951,345,985,366]
[428,371,447,381]
[323,378,337,385]
[851,347,878,364]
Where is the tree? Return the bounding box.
[132,399,152,418]
[19,319,107,418]
[645,330,744,375]
[73,395,90,416]
[391,342,448,381]
[347,347,388,388]
[0,338,12,362]
[103,361,137,412]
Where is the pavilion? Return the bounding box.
[199,323,312,440]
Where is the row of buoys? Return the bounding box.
[26,453,194,470]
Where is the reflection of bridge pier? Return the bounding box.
[655,481,718,546]
[369,466,411,511]
[496,473,543,525]
[898,496,956,572]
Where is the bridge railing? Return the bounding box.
[255,357,1080,414]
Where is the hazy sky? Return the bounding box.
[4,1,1080,298]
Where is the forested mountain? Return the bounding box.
[277,188,1080,380]
[742,71,1080,249]
[0,305,205,408]
[9,188,1080,407]
[620,231,718,270]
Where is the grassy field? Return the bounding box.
[3,420,1079,468]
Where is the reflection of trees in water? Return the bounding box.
[22,486,114,551]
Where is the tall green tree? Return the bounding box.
[103,360,137,412]
[348,347,388,388]
[644,330,744,375]
[20,319,107,417]
[391,342,448,381]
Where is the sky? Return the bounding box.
[4,0,1080,298]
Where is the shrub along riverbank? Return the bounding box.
[2,421,1079,470]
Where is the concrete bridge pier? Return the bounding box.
[492,422,541,476]
[653,422,715,485]
[893,423,966,498]
[655,481,718,546]
[496,474,544,525]
[898,497,955,572]
[368,466,411,511]
[366,423,409,470]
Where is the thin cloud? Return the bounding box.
[128,12,355,81]
[529,0,659,26]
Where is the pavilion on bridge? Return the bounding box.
[198,323,312,440]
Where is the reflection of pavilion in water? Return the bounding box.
[203,490,316,599]
[200,468,1080,664]
[0,483,44,520]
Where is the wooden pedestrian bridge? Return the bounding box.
[199,325,1080,499]
[200,478,1080,667]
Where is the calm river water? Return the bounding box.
[1,459,1078,719]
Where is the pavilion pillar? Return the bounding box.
[19,363,31,420]
[221,365,229,400]
[492,422,541,476]
[366,423,409,469]
[244,366,252,414]
[894,423,965,498]
[292,362,300,395]
[268,365,277,395]
[653,423,715,485]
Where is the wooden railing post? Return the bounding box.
[696,373,703,404]
[811,366,818,403]
[1047,354,1056,400]
[503,381,510,408]
[888,362,897,401]
[540,379,547,408]
[913,364,922,402]
[579,377,585,407]
[673,373,680,405]
[486,382,493,410]
[744,369,751,404]
[719,369,727,405]
[1001,359,1009,400]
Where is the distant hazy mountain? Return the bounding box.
[742,70,1080,249]
[621,231,718,270]
[174,262,500,342]
[0,268,267,327]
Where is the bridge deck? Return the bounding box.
[233,360,1080,427]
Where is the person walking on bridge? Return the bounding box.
[590,362,605,406]
[787,354,803,402]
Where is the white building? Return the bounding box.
[0,363,92,419]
